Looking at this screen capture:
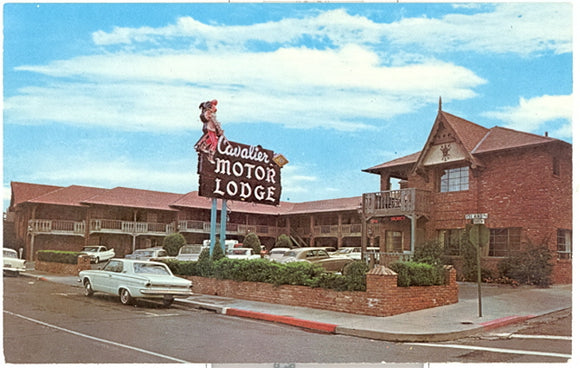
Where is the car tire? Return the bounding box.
[95,257,100,264]
[163,297,174,307]
[83,279,94,297]
[119,288,134,305]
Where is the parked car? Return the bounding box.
[266,247,292,261]
[331,247,380,261]
[125,247,169,261]
[226,248,260,260]
[78,258,193,306]
[278,247,354,273]
[80,245,115,263]
[3,248,26,276]
[176,244,208,261]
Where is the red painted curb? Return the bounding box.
[226,308,338,333]
[479,315,535,330]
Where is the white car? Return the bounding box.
[125,247,169,261]
[3,248,26,276]
[176,244,208,261]
[80,245,115,263]
[331,247,380,261]
[79,258,193,306]
[267,247,292,261]
[226,248,260,260]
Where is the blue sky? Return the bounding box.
[2,1,574,211]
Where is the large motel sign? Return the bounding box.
[194,99,287,253]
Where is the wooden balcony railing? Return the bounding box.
[28,219,85,235]
[362,188,431,218]
[90,219,175,235]
[178,220,279,237]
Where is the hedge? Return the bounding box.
[37,250,82,265]
[159,258,369,292]
[388,261,445,287]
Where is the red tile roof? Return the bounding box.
[9,182,64,210]
[27,185,108,207]
[81,187,183,211]
[287,196,361,214]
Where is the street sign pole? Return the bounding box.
[468,221,490,318]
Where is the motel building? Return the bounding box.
[4,107,572,283]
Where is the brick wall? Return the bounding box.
[186,266,458,317]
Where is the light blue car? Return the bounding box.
[79,258,193,307]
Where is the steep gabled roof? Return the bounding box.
[9,182,64,210]
[82,187,182,211]
[472,126,563,154]
[364,109,569,176]
[27,185,108,207]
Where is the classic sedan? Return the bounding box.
[79,259,193,306]
[278,247,354,273]
[80,245,115,263]
[3,248,26,276]
[226,248,261,260]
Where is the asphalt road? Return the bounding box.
[3,276,572,364]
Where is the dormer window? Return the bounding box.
[439,166,469,192]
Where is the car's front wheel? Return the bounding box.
[119,288,134,305]
[83,279,94,297]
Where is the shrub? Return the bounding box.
[460,232,493,282]
[196,247,214,277]
[497,243,553,287]
[243,232,262,254]
[37,250,81,264]
[274,234,293,249]
[389,261,445,287]
[211,239,225,261]
[413,239,444,265]
[342,261,369,291]
[163,233,186,256]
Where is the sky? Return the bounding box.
[2,1,575,211]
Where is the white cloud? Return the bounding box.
[482,94,573,138]
[6,45,484,132]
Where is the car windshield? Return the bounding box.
[3,249,17,258]
[336,248,352,254]
[135,251,153,257]
[133,263,171,275]
[283,251,297,257]
[82,246,99,252]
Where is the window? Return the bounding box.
[439,229,464,256]
[440,166,469,192]
[489,228,521,257]
[557,229,572,259]
[386,231,403,252]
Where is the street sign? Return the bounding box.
[465,213,488,220]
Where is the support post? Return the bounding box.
[220,199,227,252]
[210,198,217,255]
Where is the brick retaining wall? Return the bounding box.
[186,266,458,317]
[35,257,91,275]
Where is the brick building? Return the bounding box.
[4,108,572,283]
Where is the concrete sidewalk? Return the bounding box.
[20,270,572,342]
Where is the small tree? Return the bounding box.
[413,239,444,265]
[163,233,186,256]
[243,232,262,254]
[274,234,293,249]
[211,239,226,261]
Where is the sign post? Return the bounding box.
[466,217,490,318]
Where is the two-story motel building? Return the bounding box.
[5,108,572,283]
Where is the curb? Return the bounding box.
[479,315,535,330]
[226,308,338,333]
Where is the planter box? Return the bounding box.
[186,265,458,317]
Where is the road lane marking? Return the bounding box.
[492,333,571,341]
[409,342,571,359]
[4,310,193,364]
